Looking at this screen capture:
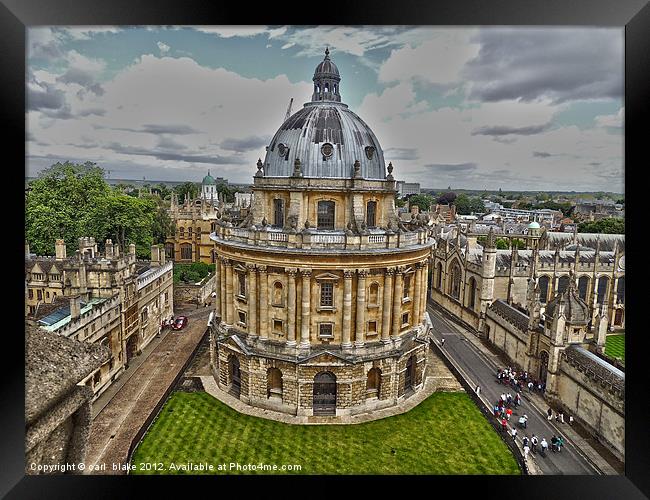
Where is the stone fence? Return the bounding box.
[174,273,216,305]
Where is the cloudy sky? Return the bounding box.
[27,26,624,192]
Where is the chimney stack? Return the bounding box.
[105,239,114,259]
[129,243,136,256]
[151,244,160,267]
[55,239,67,260]
[70,295,81,321]
[25,242,30,260]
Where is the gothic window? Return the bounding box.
[616,277,625,304]
[403,275,411,299]
[538,276,550,304]
[557,275,569,294]
[317,201,335,230]
[188,227,193,238]
[179,227,185,238]
[320,282,333,307]
[468,277,477,309]
[273,199,284,228]
[449,262,461,300]
[368,282,379,305]
[597,276,609,304]
[165,243,174,258]
[273,281,284,306]
[366,201,377,228]
[578,276,589,300]
[436,263,443,289]
[180,243,192,260]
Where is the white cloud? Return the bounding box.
[281,42,295,50]
[190,26,270,38]
[595,107,624,128]
[157,41,171,54]
[60,27,122,40]
[378,29,480,85]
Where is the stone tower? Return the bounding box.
[478,227,497,335]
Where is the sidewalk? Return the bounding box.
[440,311,620,475]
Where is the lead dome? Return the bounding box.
[262,48,386,180]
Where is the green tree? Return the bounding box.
[408,194,436,212]
[495,238,509,250]
[437,192,457,206]
[578,217,625,234]
[174,182,199,203]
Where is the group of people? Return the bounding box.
[496,366,546,394]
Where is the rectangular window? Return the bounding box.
[28,289,33,299]
[273,199,284,228]
[367,201,377,228]
[37,289,42,300]
[403,276,411,299]
[402,312,409,326]
[273,319,283,332]
[238,273,246,297]
[368,321,377,334]
[238,311,247,326]
[28,306,36,314]
[319,323,334,338]
[317,201,335,230]
[46,291,50,298]
[320,282,333,307]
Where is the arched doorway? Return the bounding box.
[539,351,549,385]
[267,367,283,401]
[228,355,241,398]
[126,334,138,364]
[405,355,416,392]
[313,371,337,416]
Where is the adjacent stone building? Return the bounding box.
[25,326,110,474]
[25,237,174,400]
[209,49,435,418]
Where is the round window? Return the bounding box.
[365,146,375,160]
[321,143,334,157]
[278,143,286,156]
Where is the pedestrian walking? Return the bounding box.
[540,438,548,456]
[523,444,530,459]
[547,408,553,420]
[440,338,445,347]
[506,408,513,421]
[551,435,558,452]
[511,427,517,441]
[569,415,574,425]
[514,393,521,407]
[475,384,481,396]
[522,436,529,448]
[531,435,538,454]
[501,418,508,432]
[557,435,564,452]
[559,412,564,424]
[528,381,533,393]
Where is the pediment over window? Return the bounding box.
[314,272,340,282]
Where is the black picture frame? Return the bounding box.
[3,0,648,497]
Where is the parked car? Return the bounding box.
[172,316,188,330]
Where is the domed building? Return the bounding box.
[201,170,219,204]
[209,49,435,418]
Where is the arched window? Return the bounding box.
[468,277,477,310]
[324,83,329,93]
[238,272,246,297]
[317,201,335,230]
[180,243,192,260]
[538,276,550,304]
[368,282,379,305]
[313,371,337,416]
[267,367,283,401]
[165,243,174,259]
[616,277,625,304]
[273,199,284,228]
[179,227,185,238]
[436,263,443,289]
[449,262,461,300]
[273,281,284,306]
[403,275,411,299]
[557,275,569,294]
[366,201,377,228]
[578,276,590,300]
[597,276,609,304]
[366,367,381,398]
[188,227,193,238]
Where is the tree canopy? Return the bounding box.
[437,192,457,206]
[453,194,485,215]
[578,217,625,234]
[408,194,436,212]
[26,161,166,258]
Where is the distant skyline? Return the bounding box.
[27,26,624,192]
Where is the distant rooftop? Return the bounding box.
[38,297,107,331]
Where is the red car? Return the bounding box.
[172,316,188,330]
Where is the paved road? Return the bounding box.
[427,304,597,475]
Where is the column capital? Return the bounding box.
[394,267,404,275]
[286,267,298,277]
[416,261,425,269]
[223,258,232,267]
[385,267,396,276]
[300,269,312,278]
[357,269,369,278]
[257,265,268,273]
[343,269,354,279]
[246,263,257,271]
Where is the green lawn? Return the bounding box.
[605,334,625,363]
[131,391,520,475]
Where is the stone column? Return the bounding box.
[287,269,297,346]
[355,270,368,346]
[342,270,353,348]
[413,263,423,327]
[258,265,268,341]
[214,256,222,318]
[219,258,226,323]
[247,264,257,338]
[392,268,403,339]
[224,259,233,324]
[382,268,394,343]
[300,269,312,347]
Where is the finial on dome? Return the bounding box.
[325,46,330,58]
